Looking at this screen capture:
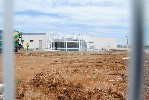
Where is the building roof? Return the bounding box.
[22,33,46,35]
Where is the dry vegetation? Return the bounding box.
[1,51,149,99]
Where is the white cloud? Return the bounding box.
[0,0,148,44]
[12,0,133,44]
[14,1,131,28]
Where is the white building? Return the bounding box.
[22,33,117,51]
[85,36,117,51]
[45,33,87,51]
[22,33,46,49]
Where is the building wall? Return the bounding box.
[21,33,117,51]
[22,34,46,49]
[86,37,117,51]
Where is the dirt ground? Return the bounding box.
[0,51,149,99]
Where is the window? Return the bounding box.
[67,42,79,48]
[89,42,93,43]
[30,40,33,42]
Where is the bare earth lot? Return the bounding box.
[1,51,149,99]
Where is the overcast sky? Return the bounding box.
[0,0,149,45]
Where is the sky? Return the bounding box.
[0,0,149,45]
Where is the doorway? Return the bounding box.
[39,40,42,49]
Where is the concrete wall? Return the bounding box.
[22,34,46,49]
[86,37,117,51]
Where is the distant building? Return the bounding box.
[22,32,117,51]
[22,33,46,49]
[46,33,117,51]
[46,33,87,51]
[85,36,117,51]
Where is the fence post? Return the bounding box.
[128,0,145,100]
[2,0,15,100]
